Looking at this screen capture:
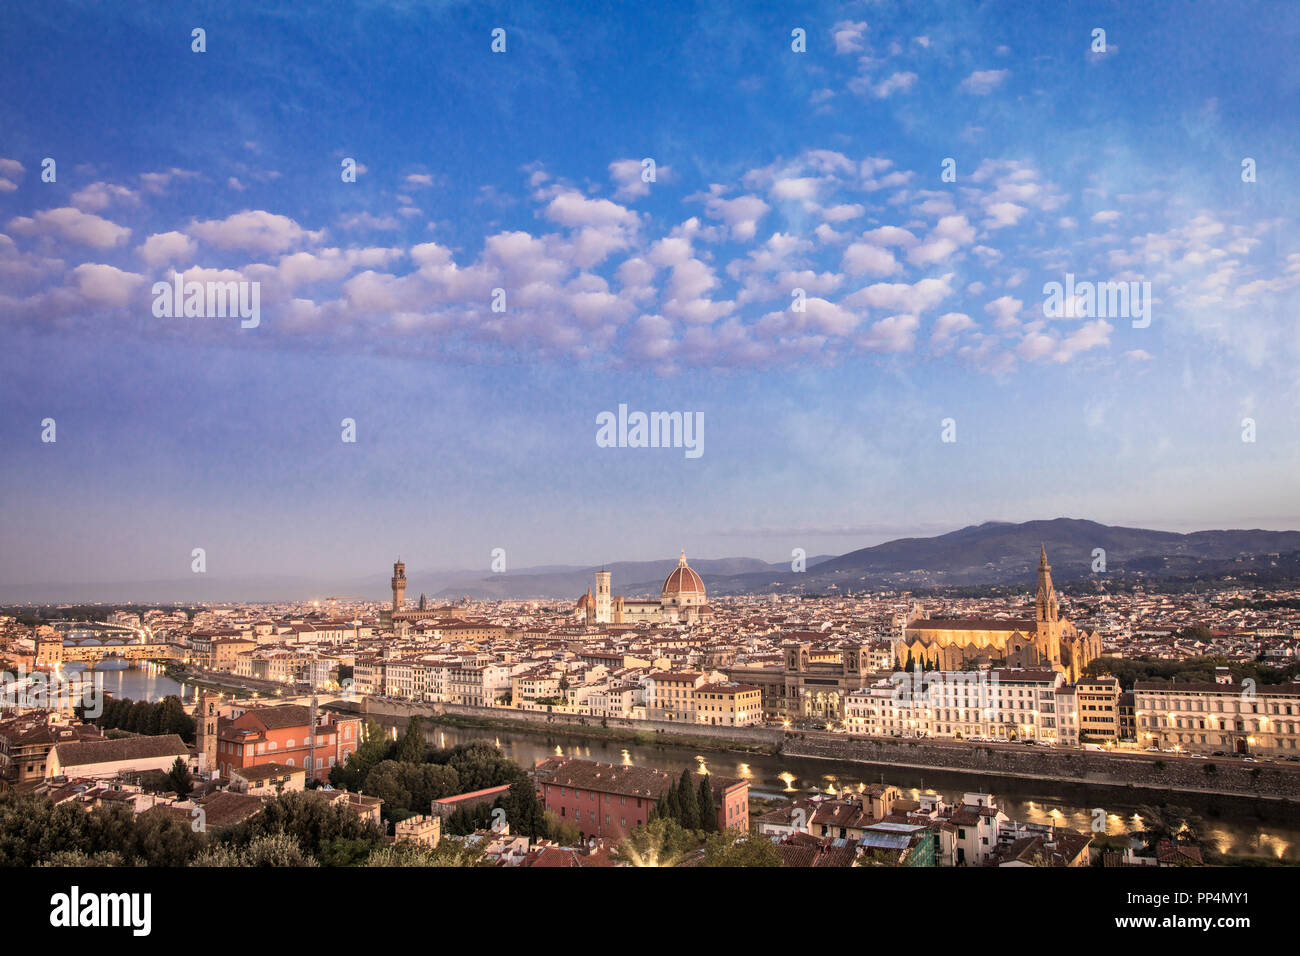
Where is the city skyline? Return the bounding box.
[3,1,1298,588]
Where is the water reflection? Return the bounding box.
[63,661,195,703]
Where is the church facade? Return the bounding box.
[575,551,713,626]
[894,546,1102,682]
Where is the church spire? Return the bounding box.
[1036,544,1058,623]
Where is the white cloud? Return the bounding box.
[8,207,131,248]
[844,273,954,314]
[73,263,145,306]
[71,182,138,212]
[609,158,669,201]
[842,242,900,277]
[138,231,198,267]
[867,72,917,99]
[959,69,1009,94]
[188,210,325,254]
[832,20,868,55]
[700,192,770,241]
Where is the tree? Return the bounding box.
[675,770,701,831]
[503,777,548,840]
[613,818,699,867]
[129,807,207,866]
[364,839,487,867]
[166,756,193,799]
[227,791,383,858]
[191,832,318,867]
[361,760,460,819]
[394,716,426,764]
[329,719,393,791]
[36,850,124,867]
[701,831,782,867]
[543,811,582,847]
[1136,804,1200,851]
[696,775,718,832]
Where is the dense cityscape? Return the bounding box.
[2,541,1297,871]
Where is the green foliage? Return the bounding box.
[166,756,193,798]
[95,694,195,742]
[613,817,700,867]
[1136,804,1201,851]
[696,775,718,833]
[191,832,319,867]
[700,831,782,867]
[364,839,487,867]
[329,719,394,791]
[1086,654,1300,689]
[35,850,125,867]
[675,769,701,830]
[394,716,427,764]
[316,836,377,867]
[362,760,460,819]
[543,810,582,847]
[0,795,145,867]
[131,807,205,864]
[440,740,528,793]
[503,776,549,839]
[226,791,384,859]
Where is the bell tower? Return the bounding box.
[1035,544,1058,623]
[196,690,219,778]
[594,570,612,624]
[391,558,407,613]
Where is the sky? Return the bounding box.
[1,0,1299,595]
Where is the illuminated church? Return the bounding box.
[894,546,1102,681]
[575,551,713,626]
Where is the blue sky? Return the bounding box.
[2,1,1299,592]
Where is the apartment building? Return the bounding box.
[1133,679,1300,756]
[1075,676,1121,743]
[694,682,763,726]
[844,670,1063,742]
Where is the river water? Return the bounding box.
[416,722,1299,861]
[62,661,196,703]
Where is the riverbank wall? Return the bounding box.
[783,734,1300,801]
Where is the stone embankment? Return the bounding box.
[784,733,1300,800]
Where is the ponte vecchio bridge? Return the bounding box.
[42,623,184,670]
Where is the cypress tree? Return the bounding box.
[677,770,701,830]
[697,775,718,832]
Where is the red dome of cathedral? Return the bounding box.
[662,550,705,599]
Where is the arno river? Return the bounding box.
[81,663,1298,861]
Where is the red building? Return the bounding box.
[216,704,361,783]
[535,757,749,841]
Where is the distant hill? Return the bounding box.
[702,518,1300,595]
